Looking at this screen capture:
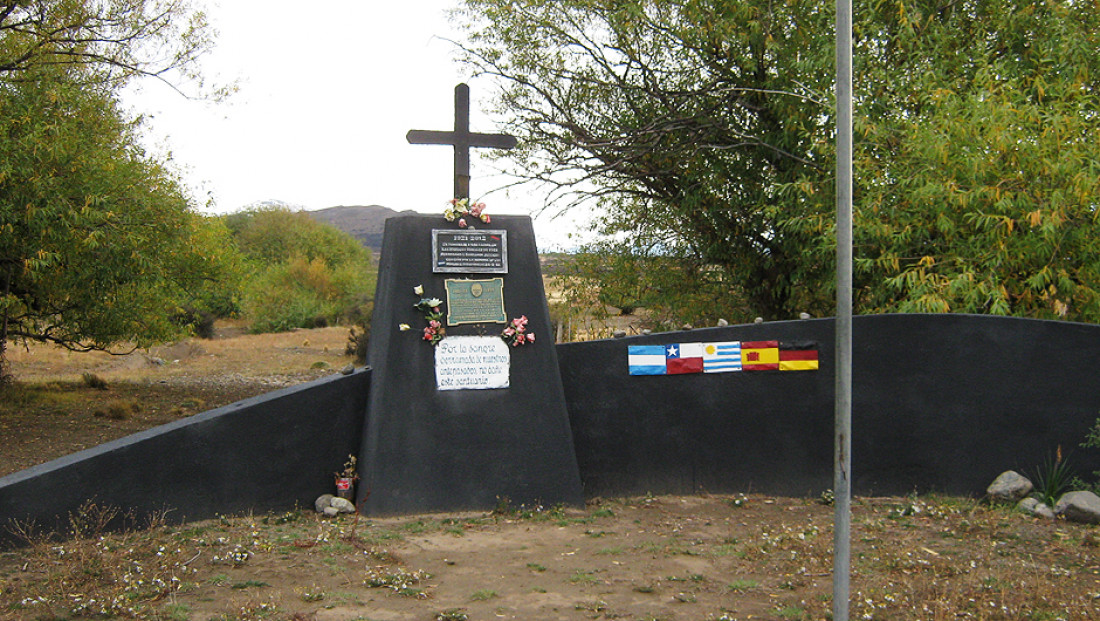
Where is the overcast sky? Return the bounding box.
[125,1,592,250]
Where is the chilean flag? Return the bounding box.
[665,343,704,374]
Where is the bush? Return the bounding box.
[345,299,373,364]
[243,256,372,333]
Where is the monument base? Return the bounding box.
[358,214,584,515]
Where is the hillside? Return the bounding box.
[306,204,417,253]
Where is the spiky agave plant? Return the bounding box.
[1031,446,1075,507]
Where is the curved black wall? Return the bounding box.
[560,314,1100,498]
[0,370,370,543]
[4,314,1099,544]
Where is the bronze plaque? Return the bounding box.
[444,278,507,326]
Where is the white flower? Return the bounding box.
[398,323,411,331]
[425,298,443,307]
[413,284,424,295]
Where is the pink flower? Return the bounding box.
[423,328,433,341]
[503,327,515,337]
[430,320,441,329]
[458,218,467,228]
[526,333,535,343]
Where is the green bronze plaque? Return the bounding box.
[444,278,507,326]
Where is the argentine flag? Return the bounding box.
[627,345,667,375]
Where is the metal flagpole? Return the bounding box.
[834,0,853,619]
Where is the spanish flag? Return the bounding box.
[741,340,779,371]
[779,341,819,371]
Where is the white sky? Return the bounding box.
[124,0,592,251]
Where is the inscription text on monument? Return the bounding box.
[432,229,508,274]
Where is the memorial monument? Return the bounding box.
[356,84,584,515]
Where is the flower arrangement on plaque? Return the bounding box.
[444,198,490,228]
[501,315,535,347]
[403,284,445,346]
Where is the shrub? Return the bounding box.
[81,373,108,390]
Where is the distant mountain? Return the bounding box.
[306,205,417,254]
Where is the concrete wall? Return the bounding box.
[0,369,370,543]
[560,314,1100,499]
[3,314,1099,544]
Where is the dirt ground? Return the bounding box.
[2,325,1099,620]
[0,323,353,477]
[2,493,1099,620]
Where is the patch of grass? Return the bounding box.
[82,372,108,389]
[470,589,499,601]
[527,562,547,572]
[93,398,141,420]
[569,569,599,584]
[775,605,806,619]
[574,599,608,612]
[231,580,269,590]
[162,603,191,620]
[596,545,624,555]
[436,609,469,621]
[364,567,431,598]
[727,579,760,591]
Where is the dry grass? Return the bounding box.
[0,323,357,477]
[1,495,1098,620]
[5,321,352,385]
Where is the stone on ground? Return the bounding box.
[987,470,1033,503]
[1054,490,1100,524]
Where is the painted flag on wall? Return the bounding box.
[779,341,819,371]
[666,343,704,374]
[741,340,780,371]
[628,345,667,375]
[703,342,742,373]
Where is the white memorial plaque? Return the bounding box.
[435,336,510,391]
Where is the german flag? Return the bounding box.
[741,340,779,371]
[779,341,819,371]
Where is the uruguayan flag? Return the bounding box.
[628,345,667,375]
[703,341,742,373]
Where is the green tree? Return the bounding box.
[0,0,217,90]
[456,0,1100,323]
[0,0,222,381]
[223,206,375,333]
[852,0,1100,320]
[0,69,228,379]
[457,0,836,321]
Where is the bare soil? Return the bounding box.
[1,325,1099,620]
[0,322,353,477]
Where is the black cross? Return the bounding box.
[406,83,518,200]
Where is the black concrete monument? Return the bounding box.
[359,84,583,514]
[358,215,584,514]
